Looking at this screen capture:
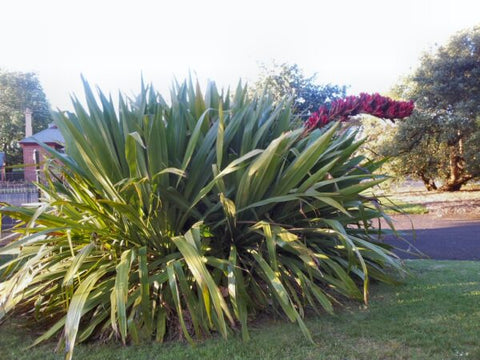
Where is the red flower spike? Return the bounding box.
[305,93,414,131]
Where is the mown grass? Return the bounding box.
[384,201,429,215]
[1,260,479,360]
[370,193,429,215]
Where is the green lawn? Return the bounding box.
[384,201,429,215]
[1,260,479,360]
[377,196,429,215]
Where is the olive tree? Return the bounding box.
[376,26,480,191]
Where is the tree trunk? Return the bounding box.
[417,172,437,191]
[438,144,471,191]
[440,182,463,191]
[439,174,473,191]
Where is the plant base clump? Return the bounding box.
[0,80,407,359]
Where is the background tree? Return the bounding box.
[0,70,51,165]
[253,62,346,118]
[372,26,480,191]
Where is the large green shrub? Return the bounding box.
[0,80,404,359]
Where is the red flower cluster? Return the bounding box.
[305,93,414,131]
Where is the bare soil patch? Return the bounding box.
[384,183,480,218]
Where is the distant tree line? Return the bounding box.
[0,70,51,166]
[252,62,346,118]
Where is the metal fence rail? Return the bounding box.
[0,183,39,206]
[0,183,39,229]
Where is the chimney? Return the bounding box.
[25,108,33,138]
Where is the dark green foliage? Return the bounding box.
[0,70,52,165]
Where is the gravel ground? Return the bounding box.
[387,185,480,217]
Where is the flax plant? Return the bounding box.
[0,79,404,359]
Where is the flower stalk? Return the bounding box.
[305,93,414,131]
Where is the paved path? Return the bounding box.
[383,214,480,260]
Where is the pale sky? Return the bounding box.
[1,0,479,110]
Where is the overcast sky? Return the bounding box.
[1,0,479,110]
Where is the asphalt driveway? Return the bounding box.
[382,214,480,260]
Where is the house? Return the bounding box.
[19,123,64,182]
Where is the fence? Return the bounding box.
[0,183,39,229]
[4,171,25,182]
